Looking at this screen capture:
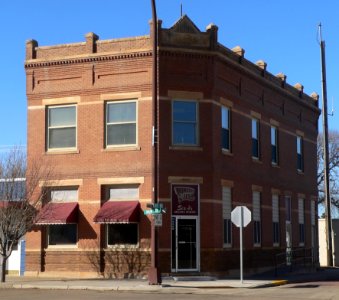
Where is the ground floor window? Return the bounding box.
[107,223,138,246]
[273,222,279,245]
[253,220,261,245]
[48,224,77,246]
[299,223,305,244]
[223,219,232,245]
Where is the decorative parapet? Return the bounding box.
[256,60,267,71]
[294,83,304,98]
[24,15,319,109]
[232,46,245,58]
[26,39,38,60]
[310,92,319,101]
[25,34,151,64]
[206,23,218,50]
[85,32,99,54]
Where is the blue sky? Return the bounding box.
[0,0,338,150]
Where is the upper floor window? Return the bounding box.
[221,106,231,151]
[106,101,137,147]
[252,119,260,159]
[47,105,76,150]
[271,126,278,164]
[297,136,304,171]
[173,100,198,146]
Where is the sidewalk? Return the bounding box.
[1,267,338,292]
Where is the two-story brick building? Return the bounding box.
[25,15,320,278]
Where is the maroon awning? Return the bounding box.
[35,202,78,225]
[94,201,140,224]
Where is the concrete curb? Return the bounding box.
[250,280,289,289]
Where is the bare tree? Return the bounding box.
[0,148,51,282]
[317,131,339,214]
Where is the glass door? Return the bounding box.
[177,218,198,271]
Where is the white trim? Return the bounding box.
[105,100,138,148]
[47,104,77,151]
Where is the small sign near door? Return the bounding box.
[172,184,199,216]
[154,214,162,227]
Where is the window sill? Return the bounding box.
[273,243,280,247]
[252,158,262,164]
[253,243,261,248]
[46,149,79,155]
[223,244,232,249]
[222,149,233,156]
[46,245,78,250]
[105,244,140,250]
[271,163,280,168]
[169,146,203,151]
[297,170,304,175]
[103,146,141,152]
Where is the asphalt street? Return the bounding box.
[1,281,339,300]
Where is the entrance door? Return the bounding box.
[175,218,198,271]
[286,221,292,265]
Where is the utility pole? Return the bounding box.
[319,23,333,267]
[148,0,161,284]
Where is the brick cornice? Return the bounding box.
[24,51,152,69]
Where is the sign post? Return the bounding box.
[231,206,251,284]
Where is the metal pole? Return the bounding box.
[319,24,333,267]
[148,0,161,284]
[240,207,243,284]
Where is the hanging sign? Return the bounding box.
[172,184,199,216]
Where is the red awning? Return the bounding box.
[35,202,78,225]
[94,201,140,224]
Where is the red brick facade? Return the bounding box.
[25,16,320,278]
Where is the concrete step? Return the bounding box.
[172,276,216,282]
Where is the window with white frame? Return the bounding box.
[253,191,261,245]
[297,136,304,171]
[271,126,278,164]
[172,100,198,146]
[272,194,280,246]
[47,105,76,150]
[221,106,231,151]
[298,198,305,245]
[106,101,137,146]
[222,186,232,246]
[252,119,260,159]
